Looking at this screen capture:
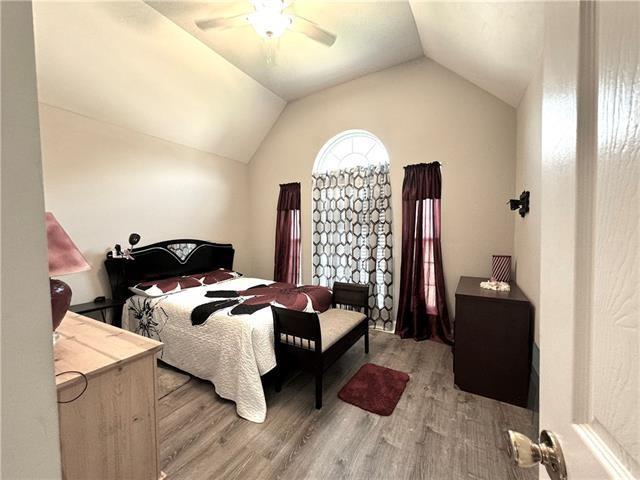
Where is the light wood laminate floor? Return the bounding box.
[159,330,537,480]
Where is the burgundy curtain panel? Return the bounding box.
[395,163,453,343]
[274,182,301,284]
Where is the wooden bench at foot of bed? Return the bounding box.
[271,282,370,409]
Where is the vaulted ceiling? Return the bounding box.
[409,1,544,107]
[32,1,285,163]
[32,1,544,164]
[146,1,425,101]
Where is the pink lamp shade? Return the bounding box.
[46,212,90,276]
[45,213,90,331]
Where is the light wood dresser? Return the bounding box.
[54,312,164,480]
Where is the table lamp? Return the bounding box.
[46,212,90,330]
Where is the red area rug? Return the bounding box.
[338,363,410,416]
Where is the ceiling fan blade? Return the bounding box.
[195,14,250,31]
[290,15,336,46]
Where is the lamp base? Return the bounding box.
[50,278,72,331]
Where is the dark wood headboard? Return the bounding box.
[105,239,235,302]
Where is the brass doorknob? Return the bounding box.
[507,430,568,480]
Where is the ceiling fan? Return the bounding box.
[195,0,337,47]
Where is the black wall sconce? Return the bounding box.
[509,191,530,218]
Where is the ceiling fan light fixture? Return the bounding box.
[248,11,292,39]
[194,0,335,48]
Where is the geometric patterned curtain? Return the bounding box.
[312,164,394,331]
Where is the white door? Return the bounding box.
[533,1,639,479]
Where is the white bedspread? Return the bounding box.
[122,277,277,423]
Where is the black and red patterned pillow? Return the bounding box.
[130,268,242,297]
[190,268,242,285]
[130,275,202,297]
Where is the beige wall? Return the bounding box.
[514,65,542,345]
[40,104,252,304]
[40,56,520,321]
[248,57,517,314]
[1,2,61,477]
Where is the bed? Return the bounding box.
[105,239,330,423]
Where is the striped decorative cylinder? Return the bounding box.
[491,255,511,282]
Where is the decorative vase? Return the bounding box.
[50,278,72,331]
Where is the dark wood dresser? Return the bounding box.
[454,276,532,408]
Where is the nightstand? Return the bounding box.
[69,298,124,326]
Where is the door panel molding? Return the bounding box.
[575,423,636,480]
[573,0,598,425]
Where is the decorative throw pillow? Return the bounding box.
[130,275,202,298]
[191,268,242,285]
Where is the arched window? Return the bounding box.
[311,130,394,331]
[313,129,390,174]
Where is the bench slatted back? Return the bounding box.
[271,305,321,352]
[332,282,369,313]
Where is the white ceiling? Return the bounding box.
[32,1,543,165]
[32,1,284,163]
[146,1,425,101]
[409,1,544,107]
